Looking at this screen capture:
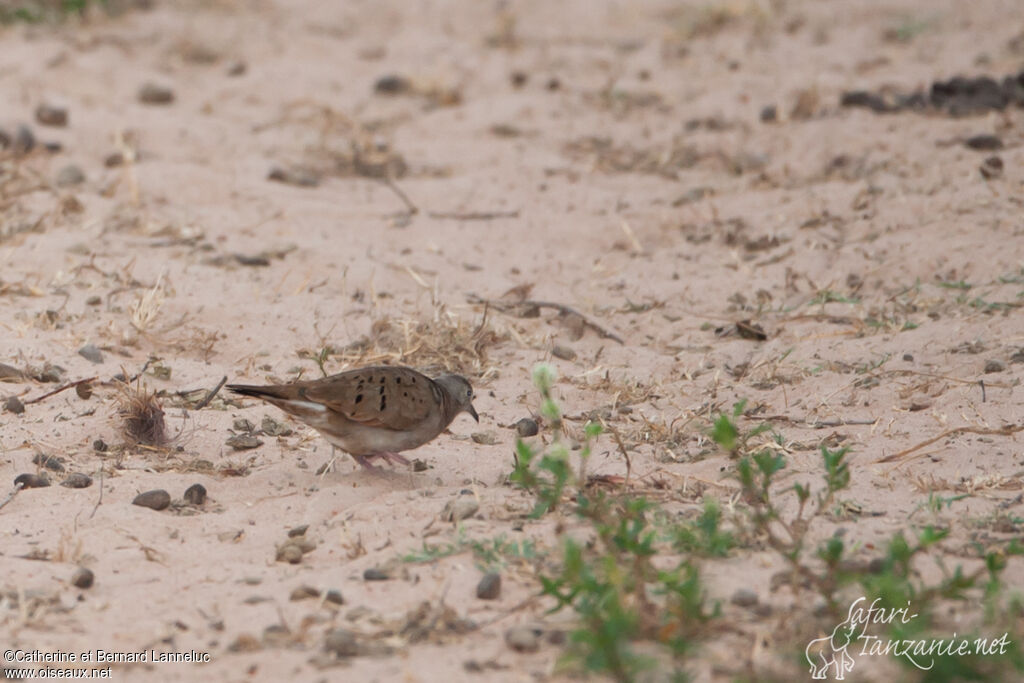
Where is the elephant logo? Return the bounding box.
[805,612,864,680]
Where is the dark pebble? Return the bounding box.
[515,417,539,437]
[759,104,777,122]
[374,74,412,95]
[289,585,320,601]
[267,166,320,187]
[980,156,1004,180]
[93,439,108,453]
[984,359,1006,374]
[510,71,528,88]
[78,343,104,364]
[138,82,175,105]
[4,396,25,414]
[476,572,502,600]
[61,473,93,489]
[324,589,344,605]
[226,434,263,450]
[363,567,390,581]
[35,104,68,127]
[71,567,94,589]
[183,483,207,505]
[14,473,50,489]
[903,353,914,362]
[287,524,309,537]
[965,134,1002,151]
[75,382,93,400]
[132,489,171,511]
[32,453,65,472]
[551,344,576,361]
[56,165,86,187]
[731,588,759,607]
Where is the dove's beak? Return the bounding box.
[468,403,479,422]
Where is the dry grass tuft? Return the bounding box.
[116,380,167,447]
[315,309,507,379]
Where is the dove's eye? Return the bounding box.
[466,389,473,398]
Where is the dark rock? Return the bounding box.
[980,156,1004,180]
[323,628,360,657]
[984,359,1006,374]
[731,588,759,607]
[132,489,171,511]
[35,104,68,127]
[363,567,390,581]
[14,473,50,489]
[965,134,1002,151]
[759,104,777,122]
[476,572,502,600]
[71,567,94,589]
[515,417,539,437]
[4,396,25,414]
[61,473,93,489]
[183,483,207,505]
[138,82,175,105]
[78,343,103,364]
[374,74,412,95]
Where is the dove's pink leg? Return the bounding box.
[352,454,382,471]
[364,452,411,468]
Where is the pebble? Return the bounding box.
[504,625,540,653]
[476,572,501,600]
[5,396,25,414]
[980,156,1004,180]
[226,434,263,450]
[267,166,320,187]
[227,61,247,77]
[290,585,320,601]
[35,104,68,127]
[276,542,304,564]
[56,165,86,187]
[903,353,914,362]
[324,589,344,605]
[33,453,65,472]
[93,439,108,453]
[551,344,576,361]
[61,473,93,489]
[731,588,759,607]
[759,104,777,122]
[183,483,207,505]
[70,567,94,589]
[138,82,175,105]
[78,343,103,364]
[471,431,498,445]
[323,628,360,657]
[233,418,255,432]
[984,359,1006,374]
[515,417,539,437]
[374,74,412,95]
[75,382,93,400]
[288,524,309,537]
[363,567,390,581]
[132,489,171,511]
[441,494,479,522]
[965,134,1002,151]
[14,473,50,489]
[261,416,293,436]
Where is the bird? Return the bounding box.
[226,366,478,470]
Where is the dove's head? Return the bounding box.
[435,373,479,423]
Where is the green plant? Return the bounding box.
[672,498,736,557]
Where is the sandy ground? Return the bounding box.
[1,0,1023,681]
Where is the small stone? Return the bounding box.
[903,353,914,362]
[276,542,304,564]
[374,74,412,95]
[759,104,777,122]
[515,418,539,437]
[56,165,86,187]
[13,125,35,155]
[75,382,93,400]
[138,82,175,105]
[980,155,1004,180]
[86,295,101,306]
[323,628,360,657]
[505,625,540,653]
[324,589,344,605]
[288,524,309,537]
[5,396,25,414]
[476,572,501,600]
[132,489,171,511]
[731,588,759,607]
[70,567,94,589]
[267,165,320,187]
[104,152,125,168]
[78,343,103,364]
[1011,349,1024,364]
[363,567,390,581]
[227,61,247,76]
[233,417,255,432]
[965,134,1002,151]
[0,363,24,381]
[441,494,479,522]
[33,453,65,472]
[471,431,498,445]
[261,416,292,436]
[412,458,428,472]
[290,585,321,601]
[183,483,207,505]
[35,104,68,127]
[226,434,262,450]
[14,473,50,489]
[551,344,576,361]
[93,439,108,453]
[510,71,528,88]
[61,473,93,489]
[36,365,64,383]
[984,359,1006,374]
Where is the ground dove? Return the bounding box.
[227,366,478,469]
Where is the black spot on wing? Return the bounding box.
[355,394,363,404]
